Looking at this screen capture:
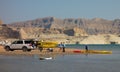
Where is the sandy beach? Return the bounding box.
[0,45,77,56]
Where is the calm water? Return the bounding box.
[0,44,120,72]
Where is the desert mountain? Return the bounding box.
[1,17,120,44]
[8,17,120,35]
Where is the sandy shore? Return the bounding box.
[0,45,78,56]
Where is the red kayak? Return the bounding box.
[73,50,82,53]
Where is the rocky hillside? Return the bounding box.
[8,17,120,35]
[0,25,87,40]
[1,17,120,40]
[0,25,20,39]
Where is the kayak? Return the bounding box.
[73,50,112,54]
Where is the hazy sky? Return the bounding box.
[0,0,120,24]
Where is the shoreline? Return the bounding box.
[0,45,78,56]
[0,45,112,56]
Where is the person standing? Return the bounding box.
[58,42,63,51]
[62,42,66,52]
[85,45,88,52]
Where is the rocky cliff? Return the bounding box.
[0,25,20,39]
[8,17,120,35]
[1,17,120,44]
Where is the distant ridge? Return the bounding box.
[8,17,120,35]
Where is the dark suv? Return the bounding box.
[4,40,36,52]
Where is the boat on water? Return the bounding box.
[73,50,112,54]
[39,57,53,60]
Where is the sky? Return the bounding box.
[0,0,120,24]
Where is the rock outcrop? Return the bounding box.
[15,27,86,39]
[0,25,20,39]
[64,27,88,36]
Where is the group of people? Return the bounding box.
[58,42,66,52]
[31,40,88,53]
[58,42,88,53]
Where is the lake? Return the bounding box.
[0,44,120,72]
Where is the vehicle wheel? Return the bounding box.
[22,47,28,52]
[5,46,10,51]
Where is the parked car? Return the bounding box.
[4,39,36,52]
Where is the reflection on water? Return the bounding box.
[0,44,120,72]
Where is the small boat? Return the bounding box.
[39,57,53,60]
[37,41,58,48]
[73,50,112,54]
